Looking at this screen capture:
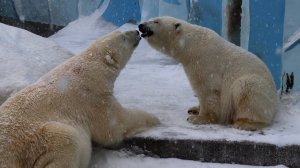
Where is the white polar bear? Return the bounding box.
[139,16,279,131]
[0,30,159,167]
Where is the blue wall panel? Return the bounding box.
[102,0,141,26]
[140,0,159,21]
[189,0,222,35]
[159,0,190,20]
[0,0,18,18]
[248,0,285,89]
[17,0,50,23]
[48,0,78,26]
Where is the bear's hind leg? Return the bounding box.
[187,93,220,125]
[233,118,268,131]
[187,111,217,124]
[34,122,91,168]
[233,105,271,131]
[231,75,277,131]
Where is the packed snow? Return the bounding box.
[0,23,73,104]
[90,149,286,168]
[0,9,298,167]
[50,10,117,54]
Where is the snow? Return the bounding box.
[50,9,117,54]
[0,9,298,167]
[0,23,73,104]
[90,149,286,168]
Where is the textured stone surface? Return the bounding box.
[118,137,300,168]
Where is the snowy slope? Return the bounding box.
[0,23,73,105]
[50,9,118,54]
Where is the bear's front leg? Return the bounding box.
[121,108,160,138]
[187,111,217,124]
[187,94,219,125]
[187,106,200,115]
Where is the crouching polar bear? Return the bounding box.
[0,30,159,167]
[139,16,279,131]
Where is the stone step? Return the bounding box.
[116,137,300,168]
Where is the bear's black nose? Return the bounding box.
[138,24,145,31]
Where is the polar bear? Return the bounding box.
[0,30,159,167]
[139,16,279,131]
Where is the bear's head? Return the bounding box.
[138,16,184,56]
[98,30,141,71]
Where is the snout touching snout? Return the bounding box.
[134,30,142,46]
[125,30,141,47]
[125,30,141,39]
[138,23,153,38]
[135,30,142,41]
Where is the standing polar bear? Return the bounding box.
[139,16,278,131]
[0,30,159,168]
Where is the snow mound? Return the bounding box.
[49,9,118,54]
[0,23,73,105]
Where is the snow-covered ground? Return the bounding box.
[0,10,298,167]
[89,149,286,168]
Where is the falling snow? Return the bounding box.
[0,9,297,168]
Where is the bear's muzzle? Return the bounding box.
[138,24,153,38]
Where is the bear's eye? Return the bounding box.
[175,23,181,30]
[154,21,159,24]
[122,35,126,41]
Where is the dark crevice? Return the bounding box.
[0,16,64,37]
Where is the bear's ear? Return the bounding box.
[174,23,181,33]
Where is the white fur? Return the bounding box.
[141,16,278,131]
[0,30,159,167]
